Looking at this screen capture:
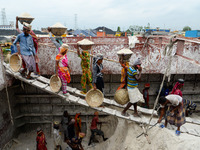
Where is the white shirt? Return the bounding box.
[165,94,182,106]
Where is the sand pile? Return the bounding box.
[88,118,200,150]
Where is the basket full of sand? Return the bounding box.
[9,54,22,72]
[50,22,67,36]
[117,48,133,62]
[18,12,34,25]
[114,89,130,105]
[77,39,94,50]
[50,75,62,93]
[86,89,104,107]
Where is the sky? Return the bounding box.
[0,0,200,31]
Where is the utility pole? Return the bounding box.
[1,8,8,25]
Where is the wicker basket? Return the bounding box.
[86,89,104,107]
[18,12,34,24]
[18,17,34,25]
[50,75,62,93]
[114,89,130,105]
[77,39,94,50]
[51,28,67,36]
[117,49,133,62]
[9,54,22,72]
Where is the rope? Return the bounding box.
[145,36,177,134]
[0,49,14,125]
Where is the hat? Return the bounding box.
[133,58,142,66]
[79,132,85,138]
[77,39,94,45]
[178,79,184,84]
[94,111,99,116]
[61,44,69,50]
[23,22,32,30]
[145,83,150,87]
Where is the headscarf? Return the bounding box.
[94,53,103,64]
[23,22,32,30]
[60,44,69,53]
[133,58,142,66]
[79,132,85,138]
[94,111,99,116]
[171,79,184,97]
[37,127,42,135]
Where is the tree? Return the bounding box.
[183,26,191,31]
[117,26,121,32]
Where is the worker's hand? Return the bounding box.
[157,119,161,123]
[47,27,51,32]
[93,84,97,90]
[138,66,142,72]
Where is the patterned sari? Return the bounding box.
[56,53,71,84]
[36,133,47,150]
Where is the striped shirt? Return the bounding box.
[127,66,138,89]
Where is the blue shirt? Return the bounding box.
[10,45,17,54]
[13,33,36,56]
[127,66,138,89]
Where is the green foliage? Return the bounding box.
[117,26,121,32]
[183,26,191,31]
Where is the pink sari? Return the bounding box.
[56,54,71,84]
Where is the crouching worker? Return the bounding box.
[88,112,107,146]
[183,99,197,116]
[55,44,71,95]
[66,132,85,150]
[157,94,186,136]
[53,121,62,150]
[36,128,47,150]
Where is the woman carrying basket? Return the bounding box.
[55,44,71,95]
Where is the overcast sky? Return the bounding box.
[1,0,200,31]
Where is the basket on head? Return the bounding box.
[50,22,67,36]
[86,89,104,107]
[50,75,62,93]
[77,39,94,50]
[117,48,133,62]
[9,54,22,72]
[18,12,34,25]
[114,89,130,105]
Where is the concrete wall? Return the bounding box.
[36,36,200,75]
[0,88,15,149]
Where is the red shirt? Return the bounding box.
[90,116,99,129]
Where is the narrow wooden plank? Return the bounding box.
[32,80,48,89]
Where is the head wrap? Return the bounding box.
[171,79,184,97]
[37,127,42,135]
[145,83,150,87]
[133,58,142,66]
[23,22,32,30]
[95,53,103,63]
[60,44,69,53]
[94,111,99,116]
[79,132,85,138]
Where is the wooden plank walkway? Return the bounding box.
[3,63,200,137]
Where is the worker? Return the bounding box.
[117,54,129,90]
[13,23,36,79]
[16,17,40,75]
[158,94,186,136]
[61,111,72,141]
[142,83,150,108]
[121,58,144,117]
[183,99,197,116]
[47,27,63,52]
[171,79,184,97]
[66,132,85,150]
[55,44,71,95]
[75,113,82,137]
[93,53,104,93]
[53,121,62,150]
[67,119,76,140]
[77,45,93,94]
[88,111,107,146]
[36,128,47,150]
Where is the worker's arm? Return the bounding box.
[13,35,20,54]
[48,28,60,50]
[158,107,165,123]
[171,102,182,113]
[16,16,22,33]
[135,67,142,81]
